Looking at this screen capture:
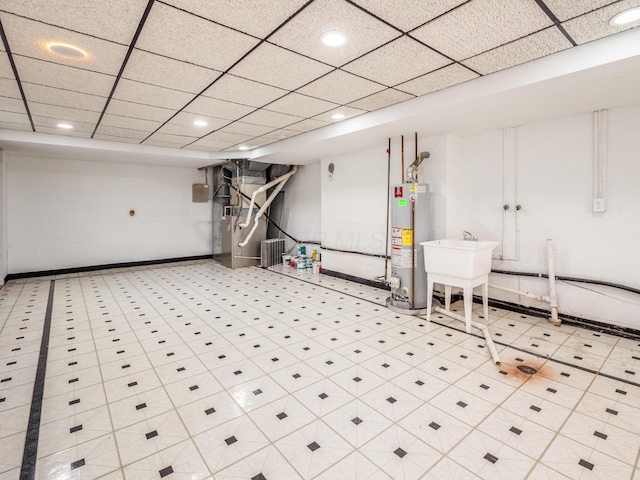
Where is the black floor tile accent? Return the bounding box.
[394,448,407,458]
[159,465,174,477]
[483,453,498,464]
[19,279,55,480]
[307,441,320,452]
[579,459,594,470]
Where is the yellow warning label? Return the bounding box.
[410,185,417,191]
[402,228,413,246]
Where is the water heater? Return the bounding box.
[387,182,431,313]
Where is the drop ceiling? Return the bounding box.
[0,0,639,166]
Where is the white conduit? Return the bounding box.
[434,306,502,365]
[238,166,297,248]
[239,166,298,229]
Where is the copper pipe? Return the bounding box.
[414,132,418,182]
[411,194,415,310]
[401,135,405,183]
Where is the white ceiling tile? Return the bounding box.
[396,64,478,96]
[229,43,334,90]
[463,27,572,75]
[135,2,259,70]
[184,96,255,121]
[349,0,468,32]
[262,128,301,140]
[410,0,552,60]
[286,118,330,133]
[143,132,197,146]
[0,96,27,114]
[241,109,303,129]
[0,121,31,131]
[33,126,91,138]
[562,0,640,45]
[14,57,115,96]
[544,0,620,21]
[343,36,450,86]
[113,79,194,110]
[224,136,278,150]
[0,14,129,75]
[99,114,162,132]
[29,102,100,124]
[154,119,225,138]
[347,88,414,111]
[0,0,149,44]
[123,49,221,94]
[0,52,17,81]
[187,137,237,150]
[217,122,275,137]
[161,0,309,38]
[94,125,148,140]
[32,116,94,133]
[311,106,366,122]
[166,111,230,130]
[106,99,174,123]
[297,70,386,105]
[93,134,142,144]
[0,111,30,125]
[203,75,287,108]
[22,84,106,112]
[268,0,400,67]
[203,131,253,145]
[0,78,21,98]
[264,93,339,117]
[142,140,185,149]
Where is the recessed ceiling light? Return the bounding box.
[321,31,347,47]
[331,113,346,120]
[57,122,74,129]
[610,6,640,25]
[238,145,249,151]
[47,42,87,59]
[277,134,287,140]
[193,119,208,127]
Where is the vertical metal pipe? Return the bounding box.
[414,132,418,182]
[401,135,405,183]
[411,195,415,310]
[384,138,391,281]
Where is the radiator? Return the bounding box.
[260,238,285,268]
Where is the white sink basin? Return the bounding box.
[420,239,499,280]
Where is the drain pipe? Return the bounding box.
[384,138,391,281]
[434,307,501,365]
[239,166,297,229]
[488,238,560,326]
[238,166,297,247]
[546,239,560,325]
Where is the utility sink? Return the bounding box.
[420,239,499,280]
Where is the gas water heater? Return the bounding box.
[387,152,431,314]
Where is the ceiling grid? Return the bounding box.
[0,0,638,153]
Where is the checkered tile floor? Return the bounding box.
[0,260,639,479]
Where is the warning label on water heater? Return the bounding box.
[402,228,413,246]
[392,247,416,268]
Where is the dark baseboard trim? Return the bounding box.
[321,269,388,291]
[472,295,640,340]
[4,255,212,282]
[318,269,640,340]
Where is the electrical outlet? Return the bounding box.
[593,198,606,213]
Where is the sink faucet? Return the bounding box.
[463,230,478,241]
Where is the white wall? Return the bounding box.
[280,162,321,254]
[318,135,449,281]
[284,103,640,329]
[452,105,640,328]
[0,150,7,284]
[6,154,212,273]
